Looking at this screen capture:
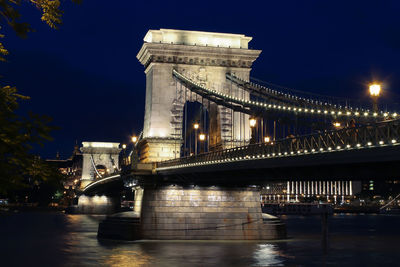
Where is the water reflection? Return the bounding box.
[1,212,400,266]
[253,244,284,266]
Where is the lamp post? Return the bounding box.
[131,135,139,168]
[249,117,256,144]
[193,122,199,155]
[369,83,381,113]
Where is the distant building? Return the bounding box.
[46,143,83,189]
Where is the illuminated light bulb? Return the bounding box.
[318,110,321,113]
[328,147,332,151]
[356,143,361,147]
[311,149,315,152]
[364,112,369,116]
[347,112,351,115]
[392,139,397,143]
[337,146,341,149]
[373,113,378,116]
[338,111,342,115]
[384,113,388,117]
[346,144,351,148]
[320,148,324,151]
[324,110,328,114]
[290,151,294,155]
[367,142,372,146]
[393,113,398,117]
[369,84,381,96]
[355,112,360,116]
[379,141,384,145]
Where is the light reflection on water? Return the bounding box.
[1,212,400,266]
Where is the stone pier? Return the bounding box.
[98,185,286,240]
[140,186,285,240]
[72,195,120,214]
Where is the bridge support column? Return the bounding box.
[74,195,120,214]
[140,185,286,240]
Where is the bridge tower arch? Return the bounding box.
[137,29,261,162]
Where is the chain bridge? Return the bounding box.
[77,29,400,241]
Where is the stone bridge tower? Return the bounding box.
[137,29,261,162]
[80,142,121,188]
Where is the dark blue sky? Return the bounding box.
[2,0,400,159]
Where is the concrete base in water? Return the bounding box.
[67,195,120,214]
[98,186,286,240]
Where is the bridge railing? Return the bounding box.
[156,119,400,169]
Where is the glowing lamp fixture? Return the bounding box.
[122,144,127,149]
[249,118,256,128]
[199,133,206,141]
[333,122,341,128]
[193,123,199,130]
[264,136,270,143]
[131,136,138,143]
[369,84,381,96]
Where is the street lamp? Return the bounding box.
[193,122,199,155]
[369,83,381,112]
[249,118,257,128]
[131,136,138,143]
[122,144,127,149]
[333,122,341,128]
[249,117,256,144]
[264,136,270,143]
[199,133,206,141]
[199,133,206,154]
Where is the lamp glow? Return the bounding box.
[333,122,341,128]
[249,118,256,128]
[369,84,381,96]
[199,133,206,141]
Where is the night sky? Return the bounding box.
[2,0,400,159]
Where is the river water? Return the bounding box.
[1,212,399,266]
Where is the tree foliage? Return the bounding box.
[0,0,79,198]
[0,0,81,61]
[0,85,60,196]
